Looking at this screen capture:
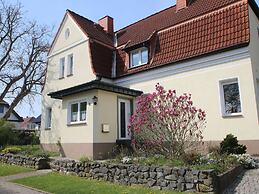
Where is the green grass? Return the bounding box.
[13,173,187,194]
[0,163,34,176]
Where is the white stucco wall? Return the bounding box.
[115,47,259,142]
[41,14,96,144]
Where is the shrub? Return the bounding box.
[0,119,18,147]
[182,151,201,165]
[2,146,22,154]
[79,156,92,163]
[129,83,206,157]
[220,134,247,155]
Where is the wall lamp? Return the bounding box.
[92,96,98,105]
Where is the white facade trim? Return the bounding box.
[115,47,250,87]
[48,39,88,58]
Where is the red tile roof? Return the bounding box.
[67,10,114,47]
[89,40,114,78]
[66,0,255,78]
[116,0,250,77]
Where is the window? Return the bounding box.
[69,101,87,124]
[46,108,52,129]
[59,57,65,78]
[220,78,242,116]
[0,105,4,114]
[67,54,73,76]
[65,28,70,39]
[130,47,148,68]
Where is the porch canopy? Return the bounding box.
[48,80,143,99]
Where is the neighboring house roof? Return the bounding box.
[0,100,23,122]
[32,115,41,124]
[19,117,35,129]
[48,80,143,99]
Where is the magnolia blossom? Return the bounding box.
[129,83,206,157]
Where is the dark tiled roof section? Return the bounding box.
[116,0,240,47]
[67,10,114,46]
[90,40,114,78]
[116,0,250,77]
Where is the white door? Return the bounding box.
[118,98,131,140]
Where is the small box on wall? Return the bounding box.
[102,124,110,133]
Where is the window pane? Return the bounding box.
[120,102,126,138]
[223,82,241,114]
[46,108,52,128]
[0,105,4,113]
[71,103,78,122]
[68,55,73,75]
[131,51,140,67]
[60,58,65,78]
[141,48,148,64]
[80,102,87,121]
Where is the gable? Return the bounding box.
[49,13,87,56]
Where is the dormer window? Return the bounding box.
[130,47,148,68]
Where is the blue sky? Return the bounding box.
[12,0,259,117]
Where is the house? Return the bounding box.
[41,0,259,160]
[19,116,41,131]
[0,100,23,129]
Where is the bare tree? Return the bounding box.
[0,0,50,119]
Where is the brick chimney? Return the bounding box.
[98,16,114,35]
[176,0,188,11]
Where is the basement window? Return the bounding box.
[219,78,242,117]
[130,47,148,68]
[68,100,87,124]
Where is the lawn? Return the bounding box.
[13,173,187,194]
[0,163,34,176]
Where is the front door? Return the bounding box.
[118,98,131,140]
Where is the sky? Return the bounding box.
[10,0,259,117]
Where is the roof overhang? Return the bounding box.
[48,80,143,99]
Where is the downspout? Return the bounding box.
[112,33,118,78]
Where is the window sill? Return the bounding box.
[45,127,51,130]
[67,74,73,77]
[129,63,148,70]
[222,113,243,118]
[59,77,64,80]
[67,122,87,126]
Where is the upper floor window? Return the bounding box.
[67,54,73,76]
[220,78,242,117]
[59,57,65,79]
[130,47,148,68]
[0,105,4,114]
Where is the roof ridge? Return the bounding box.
[67,9,107,35]
[115,5,176,33]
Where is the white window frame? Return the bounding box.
[68,99,87,125]
[46,108,52,129]
[67,54,73,76]
[219,77,243,117]
[59,57,65,79]
[130,47,148,68]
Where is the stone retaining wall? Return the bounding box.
[0,153,49,170]
[51,159,216,192]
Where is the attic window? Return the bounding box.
[130,47,148,68]
[65,28,70,39]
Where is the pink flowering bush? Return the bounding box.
[129,83,206,157]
